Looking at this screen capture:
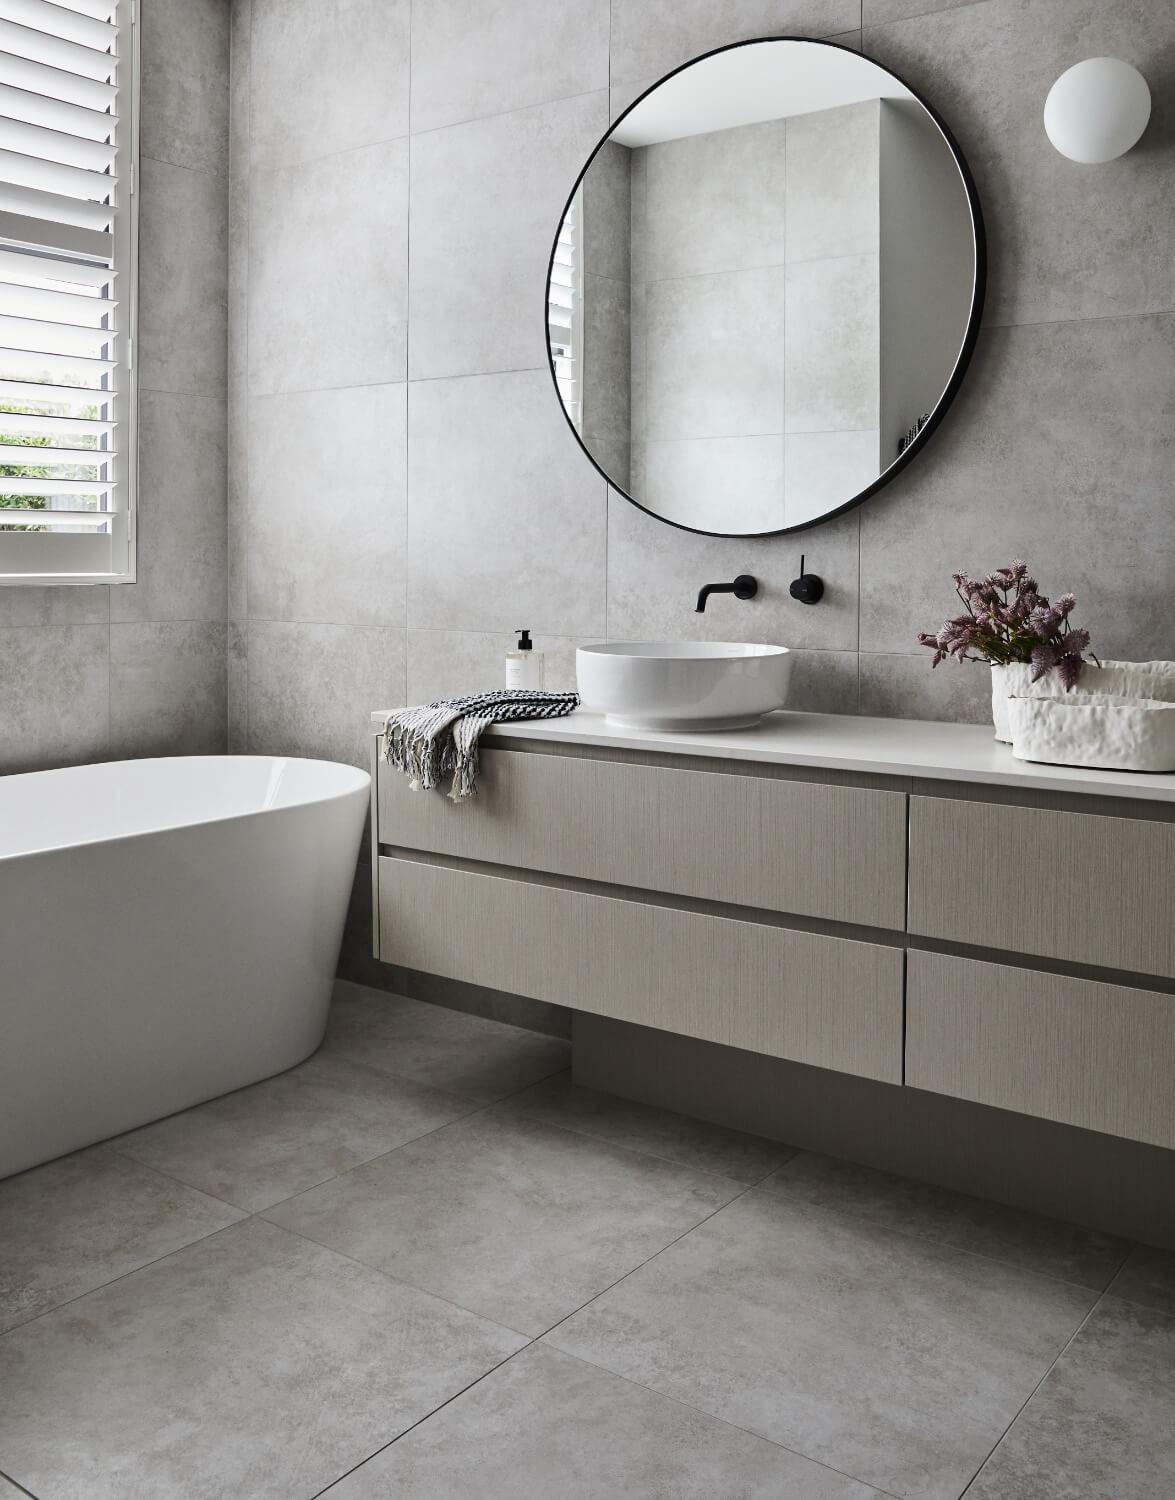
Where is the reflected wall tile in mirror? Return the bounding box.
[645,268,785,442]
[863,0,1175,326]
[606,490,860,653]
[786,101,881,265]
[582,275,631,452]
[410,0,608,135]
[582,140,631,285]
[608,1,861,87]
[859,316,1175,662]
[407,371,607,637]
[785,432,881,531]
[640,120,787,281]
[642,437,786,535]
[409,93,607,382]
[784,255,881,435]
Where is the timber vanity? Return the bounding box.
[369,709,1175,1241]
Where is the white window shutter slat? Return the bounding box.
[0,0,134,579]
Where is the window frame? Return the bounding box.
[0,0,140,588]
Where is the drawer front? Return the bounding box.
[378,749,907,930]
[909,796,1175,979]
[907,950,1175,1148]
[379,855,903,1083]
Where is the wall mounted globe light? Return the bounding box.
[1044,57,1151,164]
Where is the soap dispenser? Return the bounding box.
[506,629,545,690]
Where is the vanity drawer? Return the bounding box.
[378,748,907,930]
[909,796,1175,979]
[379,855,903,1083]
[906,950,1175,1149]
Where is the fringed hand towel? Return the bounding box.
[381,689,580,801]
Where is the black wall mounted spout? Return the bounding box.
[695,574,757,612]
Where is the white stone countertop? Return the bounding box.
[370,708,1175,803]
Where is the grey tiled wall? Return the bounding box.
[0,0,230,776]
[230,0,1175,773]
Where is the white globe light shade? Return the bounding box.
[1044,58,1151,164]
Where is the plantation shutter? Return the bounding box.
[548,188,582,431]
[0,0,136,583]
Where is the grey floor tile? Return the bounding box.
[1106,1243,1175,1317]
[965,1297,1175,1500]
[0,1218,524,1500]
[495,1073,793,1184]
[265,1112,743,1336]
[546,1189,1095,1500]
[323,982,570,1103]
[323,1343,883,1499]
[763,1152,1128,1290]
[112,1052,475,1213]
[0,1145,243,1334]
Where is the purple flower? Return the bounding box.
[917,560,1097,687]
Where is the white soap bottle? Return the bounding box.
[506,629,545,690]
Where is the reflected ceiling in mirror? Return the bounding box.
[546,39,985,537]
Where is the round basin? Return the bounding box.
[576,641,791,732]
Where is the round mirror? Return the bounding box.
[546,38,985,537]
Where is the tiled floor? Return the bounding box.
[2,982,1173,1500]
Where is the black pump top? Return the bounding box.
[515,629,533,651]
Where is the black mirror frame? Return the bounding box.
[543,34,987,540]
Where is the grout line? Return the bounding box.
[862,0,990,34]
[0,1466,39,1499]
[751,1169,1128,1298]
[541,1343,906,1500]
[957,1291,1104,1496]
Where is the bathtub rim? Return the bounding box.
[0,754,371,866]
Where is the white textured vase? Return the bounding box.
[991,659,1175,742]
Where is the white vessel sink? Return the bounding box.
[576,641,792,732]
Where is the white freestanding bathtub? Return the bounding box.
[0,755,370,1179]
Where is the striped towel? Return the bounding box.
[381,689,580,801]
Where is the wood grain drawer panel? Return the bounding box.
[378,750,906,930]
[909,796,1175,978]
[907,950,1175,1148]
[379,856,903,1083]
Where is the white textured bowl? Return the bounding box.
[576,641,791,732]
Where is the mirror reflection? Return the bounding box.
[547,40,982,537]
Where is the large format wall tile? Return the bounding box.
[411,0,609,134]
[609,0,860,85]
[138,160,228,397]
[109,621,227,758]
[864,0,1175,326]
[113,392,227,624]
[249,140,409,395]
[407,371,607,636]
[250,0,409,169]
[406,628,587,701]
[408,93,607,380]
[247,620,405,767]
[606,490,860,653]
[786,100,880,264]
[247,385,407,628]
[0,626,109,773]
[140,0,229,176]
[859,315,1175,661]
[859,652,992,725]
